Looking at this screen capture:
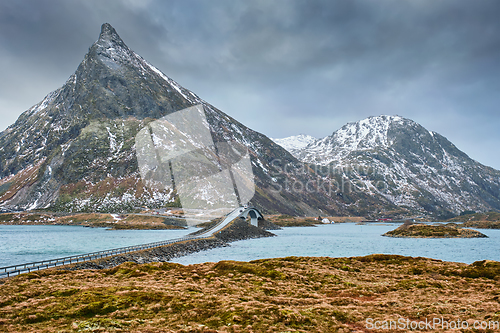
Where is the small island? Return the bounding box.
[383,222,488,238]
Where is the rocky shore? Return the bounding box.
[64,218,278,271]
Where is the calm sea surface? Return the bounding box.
[172,223,500,265]
[0,225,193,267]
[1,223,499,267]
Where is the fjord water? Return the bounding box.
[0,225,193,268]
[172,223,500,265]
[1,224,499,268]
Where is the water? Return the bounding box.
[0,225,193,267]
[1,224,499,267]
[172,223,500,265]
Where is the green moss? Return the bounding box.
[75,318,128,331]
[50,288,80,297]
[460,260,500,279]
[213,261,286,280]
[1,256,498,332]
[356,254,409,264]
[331,310,350,323]
[73,300,118,317]
[0,213,15,222]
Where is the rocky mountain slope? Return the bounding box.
[292,115,500,217]
[0,24,346,216]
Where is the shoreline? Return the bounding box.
[60,218,277,272]
[2,211,500,230]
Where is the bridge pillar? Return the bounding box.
[248,210,258,227]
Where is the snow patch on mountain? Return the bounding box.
[298,115,405,165]
[272,134,316,158]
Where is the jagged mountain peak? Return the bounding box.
[347,114,404,127]
[331,115,407,147]
[276,115,427,161]
[100,23,120,40]
[0,23,326,217]
[66,23,202,121]
[304,115,430,162]
[89,22,135,67]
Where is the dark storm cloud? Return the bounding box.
[1,0,500,168]
[0,0,168,127]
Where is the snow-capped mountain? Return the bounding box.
[0,24,344,216]
[272,135,316,158]
[298,115,405,165]
[2,24,498,219]
[296,115,500,217]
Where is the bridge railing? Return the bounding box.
[195,208,243,236]
[0,206,254,279]
[0,234,200,279]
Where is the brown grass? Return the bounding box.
[0,255,498,332]
[324,216,365,223]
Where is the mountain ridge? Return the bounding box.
[280,115,500,217]
[1,24,499,219]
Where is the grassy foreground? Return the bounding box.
[0,255,499,332]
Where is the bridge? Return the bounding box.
[0,206,264,279]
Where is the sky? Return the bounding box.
[1,0,499,169]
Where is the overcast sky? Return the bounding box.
[1,0,499,169]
